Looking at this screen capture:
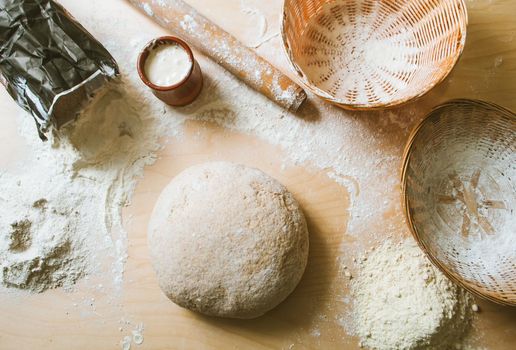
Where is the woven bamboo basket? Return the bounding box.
[281,0,468,110]
[401,99,516,306]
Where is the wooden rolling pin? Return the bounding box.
[128,0,307,111]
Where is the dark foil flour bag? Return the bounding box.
[0,0,119,140]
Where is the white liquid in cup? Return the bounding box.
[144,42,192,87]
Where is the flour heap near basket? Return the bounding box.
[349,239,476,350]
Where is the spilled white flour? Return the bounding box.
[0,196,86,292]
[351,239,474,350]
[0,0,511,348]
[239,0,269,48]
[121,322,144,350]
[1,2,419,295]
[0,81,171,293]
[0,0,436,346]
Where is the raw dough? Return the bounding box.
[148,162,309,319]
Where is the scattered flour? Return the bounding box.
[0,197,85,292]
[0,0,434,346]
[309,327,321,338]
[239,0,268,47]
[0,79,178,293]
[132,322,145,345]
[0,0,508,348]
[120,320,144,349]
[494,56,503,68]
[121,335,132,350]
[351,239,474,350]
[1,0,420,294]
[142,3,153,16]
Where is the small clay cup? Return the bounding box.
[137,36,203,106]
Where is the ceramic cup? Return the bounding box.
[137,36,203,106]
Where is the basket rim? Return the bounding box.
[280,0,469,110]
[400,98,516,306]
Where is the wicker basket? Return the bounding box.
[281,0,468,110]
[401,99,516,306]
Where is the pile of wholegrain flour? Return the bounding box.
[350,239,474,350]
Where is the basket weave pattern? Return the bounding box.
[281,0,468,109]
[402,99,516,306]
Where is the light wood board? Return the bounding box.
[0,0,515,349]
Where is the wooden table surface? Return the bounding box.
[0,0,515,349]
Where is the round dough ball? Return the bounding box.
[148,161,309,319]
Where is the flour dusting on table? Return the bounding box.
[0,194,86,292]
[0,1,447,347]
[1,0,419,294]
[0,80,182,293]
